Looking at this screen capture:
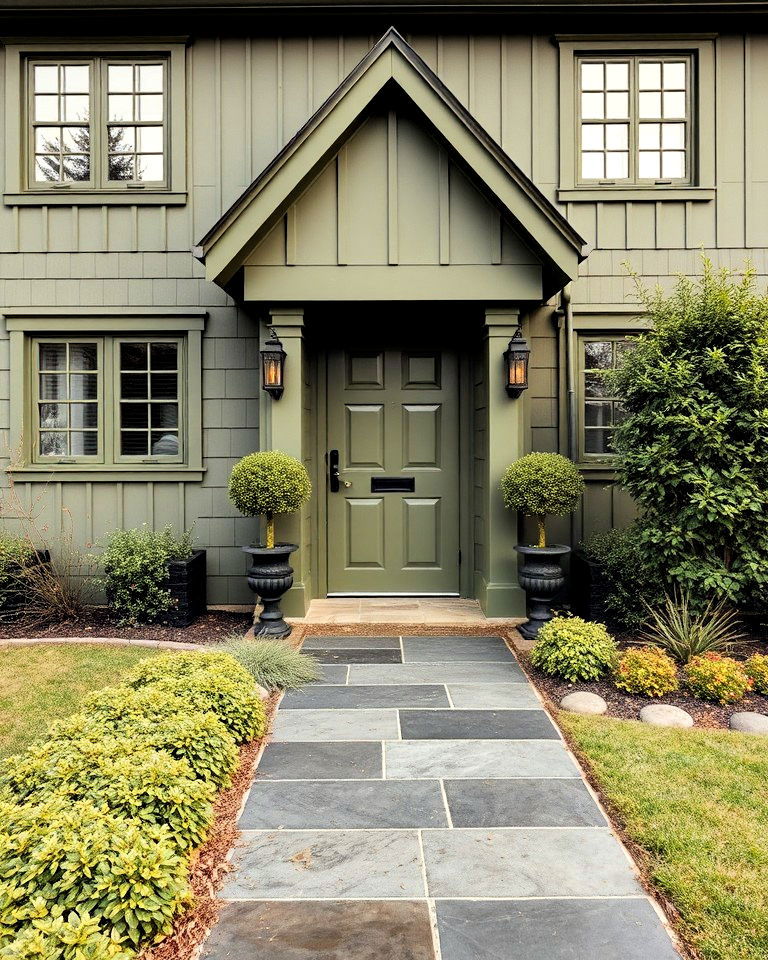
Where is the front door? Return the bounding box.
[326,346,460,595]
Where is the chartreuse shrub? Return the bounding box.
[684,653,753,705]
[124,651,255,689]
[745,654,768,694]
[500,453,584,547]
[0,650,268,958]
[530,615,618,682]
[609,261,768,610]
[99,524,193,625]
[614,646,679,698]
[224,637,322,690]
[228,450,312,548]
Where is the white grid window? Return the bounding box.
[578,56,691,185]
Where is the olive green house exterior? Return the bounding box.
[0,0,765,617]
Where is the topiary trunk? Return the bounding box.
[537,515,547,549]
[266,513,275,549]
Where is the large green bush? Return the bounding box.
[501,453,584,547]
[530,615,618,681]
[580,525,662,630]
[225,637,322,689]
[228,450,312,548]
[609,261,768,609]
[99,525,193,625]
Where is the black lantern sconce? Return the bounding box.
[503,327,531,399]
[260,329,286,400]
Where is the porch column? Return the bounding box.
[478,307,527,618]
[260,307,312,617]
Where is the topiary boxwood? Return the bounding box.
[500,452,584,547]
[228,450,312,548]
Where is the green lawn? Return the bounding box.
[559,713,768,960]
[0,643,161,758]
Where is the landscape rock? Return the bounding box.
[560,691,607,715]
[639,704,694,728]
[729,711,768,735]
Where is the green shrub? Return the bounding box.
[146,673,267,744]
[228,451,312,548]
[638,592,746,663]
[744,653,768,695]
[0,798,190,949]
[500,453,584,547]
[580,525,662,630]
[613,646,679,697]
[0,910,134,960]
[225,638,322,689]
[684,653,753,704]
[124,651,255,690]
[50,704,238,789]
[2,739,214,852]
[530,615,618,682]
[609,261,768,609]
[99,524,194,625]
[0,533,33,608]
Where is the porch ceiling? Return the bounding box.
[194,27,588,300]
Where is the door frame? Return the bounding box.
[312,340,475,600]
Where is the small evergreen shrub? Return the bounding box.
[0,797,190,949]
[225,638,322,689]
[613,646,679,698]
[99,524,194,625]
[0,909,134,959]
[124,651,255,690]
[744,653,768,695]
[0,533,33,608]
[639,592,745,663]
[228,451,312,548]
[530,615,618,682]
[684,653,753,704]
[500,453,584,547]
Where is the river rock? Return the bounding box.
[560,691,607,715]
[639,704,694,728]
[729,711,768,735]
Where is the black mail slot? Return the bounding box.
[371,476,415,493]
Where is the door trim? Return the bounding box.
[314,341,473,600]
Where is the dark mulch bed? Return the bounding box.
[0,608,253,643]
[521,643,768,730]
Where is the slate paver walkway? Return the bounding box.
[203,635,681,960]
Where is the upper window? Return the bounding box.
[578,56,691,186]
[29,57,167,190]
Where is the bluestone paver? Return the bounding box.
[384,739,581,780]
[446,682,541,709]
[313,664,349,684]
[271,708,400,741]
[348,662,526,684]
[254,742,383,781]
[310,648,403,664]
[402,636,514,662]
[303,635,402,649]
[399,708,559,740]
[443,778,607,828]
[282,684,450,710]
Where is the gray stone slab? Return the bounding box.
[282,684,450,710]
[349,662,526,685]
[240,779,448,829]
[203,900,437,960]
[255,742,382,781]
[222,830,425,900]
[435,899,681,960]
[385,740,580,780]
[271,709,400,742]
[447,683,541,709]
[312,649,403,664]
[313,665,349,685]
[399,709,559,740]
[421,829,641,898]
[303,636,402,650]
[402,637,514,662]
[444,778,607,827]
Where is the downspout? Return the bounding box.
[562,282,577,463]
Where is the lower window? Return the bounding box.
[33,334,184,464]
[579,336,631,459]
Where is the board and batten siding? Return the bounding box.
[1,30,767,597]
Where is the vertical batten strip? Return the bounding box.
[147,481,154,527]
[490,213,502,265]
[277,38,284,146]
[337,148,348,265]
[41,206,49,252]
[468,36,476,116]
[72,205,79,251]
[101,205,109,249]
[387,110,399,266]
[286,205,298,265]
[245,38,253,180]
[214,37,223,214]
[131,205,139,252]
[744,36,753,248]
[438,150,450,265]
[116,482,124,530]
[85,481,93,546]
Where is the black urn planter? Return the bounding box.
[243,543,298,639]
[515,544,570,641]
[166,550,207,627]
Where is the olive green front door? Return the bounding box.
[326,347,461,595]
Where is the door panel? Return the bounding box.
[327,346,460,595]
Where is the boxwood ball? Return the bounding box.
[228,450,312,517]
[500,452,584,517]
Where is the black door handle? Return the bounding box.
[329,449,340,492]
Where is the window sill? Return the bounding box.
[558,187,715,203]
[6,465,205,482]
[3,191,188,207]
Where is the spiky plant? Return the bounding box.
[639,590,747,663]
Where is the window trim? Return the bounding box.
[578,334,630,464]
[5,309,205,481]
[557,37,716,202]
[3,41,187,206]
